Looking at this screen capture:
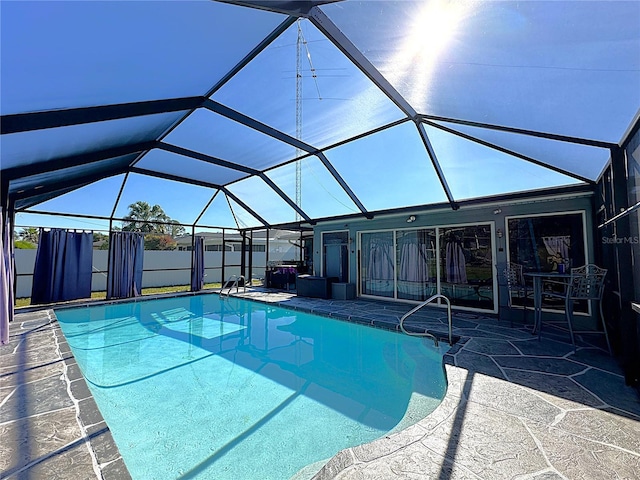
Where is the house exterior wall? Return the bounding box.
[312,192,595,313]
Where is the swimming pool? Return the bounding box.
[56,295,447,480]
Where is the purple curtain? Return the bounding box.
[1,212,14,344]
[31,229,93,304]
[191,236,205,292]
[107,231,144,299]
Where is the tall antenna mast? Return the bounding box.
[295,19,303,222]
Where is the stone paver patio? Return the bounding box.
[1,289,639,479]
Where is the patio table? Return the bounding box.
[523,272,571,334]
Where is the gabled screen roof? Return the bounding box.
[2,0,639,230]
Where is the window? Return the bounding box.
[507,213,586,273]
[507,212,587,312]
[205,244,232,252]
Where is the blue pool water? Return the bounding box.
[56,295,447,480]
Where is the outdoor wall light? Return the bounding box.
[493,207,502,215]
[406,215,416,223]
[496,229,504,238]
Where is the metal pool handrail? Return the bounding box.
[399,294,453,347]
[220,275,246,297]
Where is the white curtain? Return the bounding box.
[397,233,434,300]
[398,242,430,282]
[445,241,467,284]
[367,239,393,281]
[543,236,570,265]
[362,233,394,297]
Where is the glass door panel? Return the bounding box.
[395,229,437,301]
[360,231,394,298]
[439,225,494,309]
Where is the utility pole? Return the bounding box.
[295,19,303,222]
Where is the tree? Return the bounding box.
[144,234,177,251]
[122,201,171,233]
[93,232,110,250]
[121,201,186,240]
[163,220,185,237]
[15,240,37,249]
[19,227,39,243]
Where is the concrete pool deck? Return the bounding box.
[2,290,639,479]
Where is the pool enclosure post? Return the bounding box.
[611,145,638,386]
[247,231,253,286]
[221,229,226,287]
[240,231,247,286]
[266,229,270,273]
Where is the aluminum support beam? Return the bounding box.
[315,151,372,218]
[157,142,257,176]
[130,167,222,190]
[203,99,315,153]
[2,141,157,181]
[157,142,312,221]
[204,101,369,218]
[425,120,595,185]
[308,7,417,119]
[12,167,129,205]
[257,173,314,223]
[221,187,271,228]
[420,114,618,150]
[217,0,340,17]
[1,97,204,134]
[610,146,637,384]
[194,190,221,226]
[416,122,458,209]
[110,172,130,220]
[208,17,297,96]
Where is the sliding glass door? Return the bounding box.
[359,224,495,311]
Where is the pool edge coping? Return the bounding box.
[224,292,464,480]
[49,289,462,480]
[49,310,132,480]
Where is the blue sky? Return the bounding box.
[4,1,639,233]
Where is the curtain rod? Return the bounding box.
[14,224,109,234]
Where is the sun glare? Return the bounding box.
[387,0,475,107]
[414,1,463,55]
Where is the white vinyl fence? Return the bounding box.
[13,250,287,299]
